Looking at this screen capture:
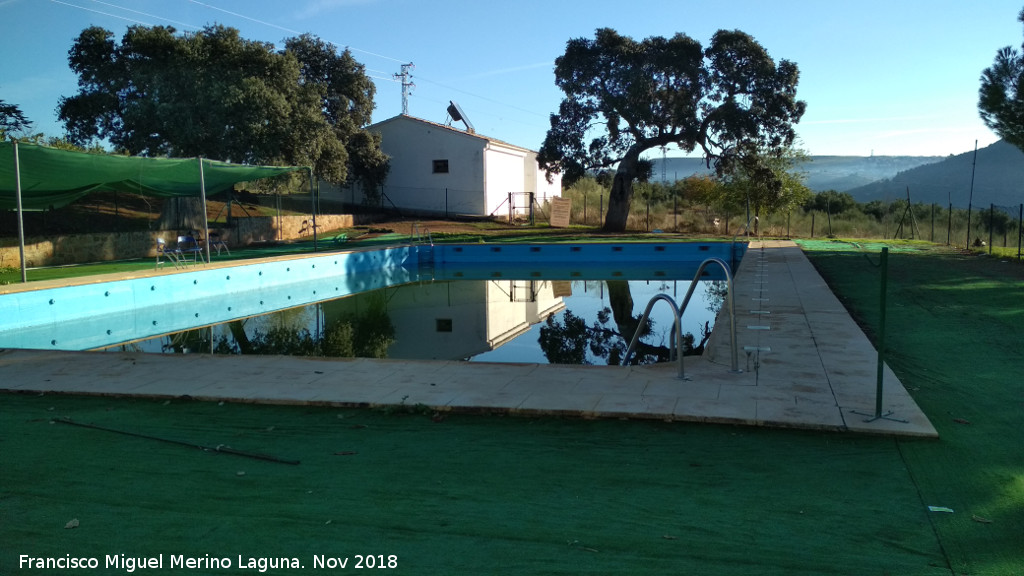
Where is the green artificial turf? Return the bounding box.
[3,239,1022,574]
[3,394,946,575]
[799,240,1024,575]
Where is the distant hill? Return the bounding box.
[844,140,1024,208]
[650,154,942,192]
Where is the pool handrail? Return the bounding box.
[411,223,434,246]
[622,293,687,379]
[623,257,740,376]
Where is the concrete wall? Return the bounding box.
[484,144,529,216]
[527,150,563,205]
[371,116,486,214]
[0,214,354,268]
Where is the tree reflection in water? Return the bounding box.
[537,280,724,366]
[163,294,397,359]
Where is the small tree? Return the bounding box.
[538,28,805,232]
[805,190,856,214]
[714,147,812,233]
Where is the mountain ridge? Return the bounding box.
[650,154,944,193]
[844,140,1024,208]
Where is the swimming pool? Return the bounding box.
[0,242,744,360]
[99,277,726,365]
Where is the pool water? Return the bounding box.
[101,277,725,366]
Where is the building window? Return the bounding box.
[436,318,453,332]
[432,159,449,174]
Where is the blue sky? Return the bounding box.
[1,0,1021,158]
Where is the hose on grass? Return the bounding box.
[51,417,300,465]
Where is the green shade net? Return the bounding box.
[0,141,307,211]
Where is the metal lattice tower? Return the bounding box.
[394,62,415,115]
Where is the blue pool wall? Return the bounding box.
[426,241,743,267]
[0,247,416,350]
[0,241,745,351]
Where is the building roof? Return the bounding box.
[368,114,537,155]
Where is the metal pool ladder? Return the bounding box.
[623,257,739,379]
[411,223,433,245]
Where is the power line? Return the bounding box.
[186,0,410,64]
[50,0,156,26]
[88,0,199,30]
[416,75,549,119]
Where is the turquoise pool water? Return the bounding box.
[0,242,744,363]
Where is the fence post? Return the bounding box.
[674,193,678,231]
[852,247,906,424]
[1019,204,1023,260]
[811,212,815,238]
[989,203,994,255]
[600,193,604,225]
[646,198,650,232]
[508,192,513,224]
[930,203,935,242]
[947,203,952,246]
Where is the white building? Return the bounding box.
[352,114,561,218]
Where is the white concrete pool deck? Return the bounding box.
[0,240,937,437]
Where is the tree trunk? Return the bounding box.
[156,197,205,232]
[604,171,633,232]
[603,151,641,232]
[606,280,640,341]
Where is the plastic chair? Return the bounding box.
[176,235,204,265]
[209,232,230,256]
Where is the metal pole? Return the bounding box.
[673,192,678,231]
[966,140,978,248]
[989,203,994,255]
[13,141,27,283]
[874,247,888,418]
[198,157,211,264]
[308,168,318,252]
[947,203,952,246]
[1018,204,1022,260]
[826,197,832,236]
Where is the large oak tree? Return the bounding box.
[58,25,385,191]
[538,28,806,232]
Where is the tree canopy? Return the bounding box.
[0,98,31,140]
[538,28,805,231]
[58,25,385,187]
[979,8,1024,152]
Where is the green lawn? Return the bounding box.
[2,240,1022,575]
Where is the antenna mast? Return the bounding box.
[394,62,415,115]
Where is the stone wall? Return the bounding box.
[0,214,354,268]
